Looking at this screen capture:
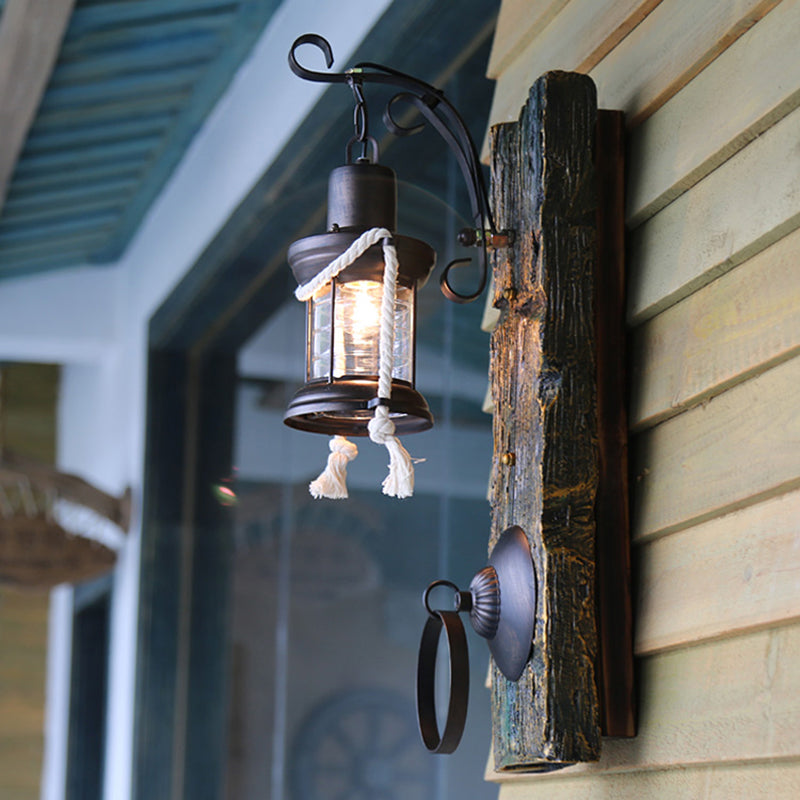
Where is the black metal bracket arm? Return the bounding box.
[288,33,513,303]
[416,526,537,754]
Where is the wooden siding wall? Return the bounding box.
[0,364,59,799]
[482,0,800,795]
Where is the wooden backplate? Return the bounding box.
[488,72,634,771]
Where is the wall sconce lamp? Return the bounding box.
[283,33,512,499]
[283,34,635,770]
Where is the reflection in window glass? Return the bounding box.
[228,279,494,799]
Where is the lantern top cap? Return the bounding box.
[327,162,397,233]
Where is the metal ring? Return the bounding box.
[416,610,469,754]
[422,579,460,617]
[345,135,379,164]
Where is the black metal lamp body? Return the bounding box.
[284,161,436,435]
[283,34,512,437]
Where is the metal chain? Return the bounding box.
[348,76,369,159]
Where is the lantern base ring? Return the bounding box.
[284,377,433,436]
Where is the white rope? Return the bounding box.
[295,227,392,301]
[367,236,415,498]
[297,226,417,499]
[308,436,358,499]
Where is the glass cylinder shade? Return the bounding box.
[309,278,414,382]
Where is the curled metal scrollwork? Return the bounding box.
[289,34,507,303]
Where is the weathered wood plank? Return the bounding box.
[635,490,800,655]
[490,623,800,780]
[482,0,776,157]
[0,0,76,210]
[481,0,660,157]
[627,102,800,324]
[630,228,800,431]
[486,0,570,79]
[489,71,600,769]
[590,0,780,125]
[0,587,49,800]
[497,759,800,798]
[632,356,800,542]
[626,0,800,227]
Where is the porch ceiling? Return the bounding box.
[0,0,282,280]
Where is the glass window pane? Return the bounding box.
[230,278,493,800]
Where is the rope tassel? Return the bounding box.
[368,408,414,498]
[308,436,358,499]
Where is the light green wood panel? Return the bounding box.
[0,587,49,800]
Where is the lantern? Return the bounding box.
[283,159,436,436]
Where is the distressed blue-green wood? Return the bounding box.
[24,116,172,152]
[0,227,109,253]
[8,163,141,193]
[11,138,159,174]
[0,210,119,243]
[52,37,221,84]
[66,0,241,33]
[42,66,204,109]
[0,0,282,279]
[60,14,238,58]
[3,180,136,218]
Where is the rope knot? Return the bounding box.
[367,406,396,444]
[308,435,358,500]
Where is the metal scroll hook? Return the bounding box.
[288,34,348,84]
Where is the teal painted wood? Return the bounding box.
[51,37,221,84]
[66,0,243,32]
[0,230,111,260]
[34,93,190,128]
[0,0,283,280]
[24,115,173,153]
[0,210,120,244]
[0,247,105,275]
[1,197,126,228]
[11,137,160,175]
[60,14,239,59]
[9,163,142,193]
[3,178,138,215]
[41,65,205,109]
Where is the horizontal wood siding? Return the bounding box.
[484,0,800,794]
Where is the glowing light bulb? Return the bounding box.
[348,280,382,345]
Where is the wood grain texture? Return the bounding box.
[0,0,76,209]
[590,0,780,125]
[630,227,800,431]
[487,0,570,79]
[627,102,800,324]
[496,759,800,798]
[632,355,800,542]
[481,0,660,158]
[490,623,800,780]
[489,71,600,769]
[635,489,800,655]
[483,0,779,162]
[625,0,800,227]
